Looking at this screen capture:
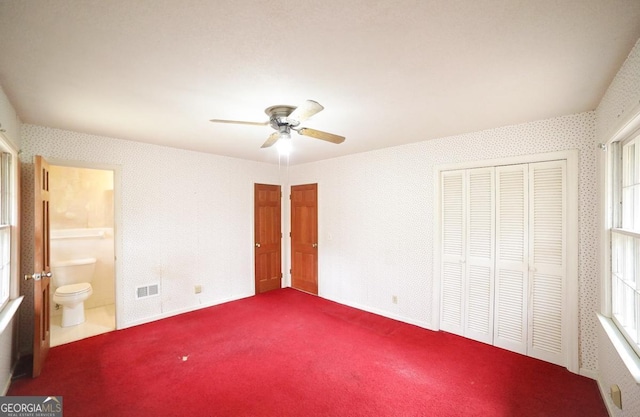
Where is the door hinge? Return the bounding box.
[289,269,292,274]
[289,232,292,237]
[280,273,283,278]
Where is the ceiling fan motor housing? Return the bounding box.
[265,105,300,130]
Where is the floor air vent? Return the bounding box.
[136,283,160,299]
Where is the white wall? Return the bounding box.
[596,38,640,416]
[19,125,281,353]
[0,314,18,394]
[0,85,21,151]
[288,111,599,374]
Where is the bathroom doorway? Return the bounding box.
[48,163,117,346]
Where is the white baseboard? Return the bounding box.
[580,367,598,380]
[120,293,253,330]
[321,296,432,331]
[596,374,615,417]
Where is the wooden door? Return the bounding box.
[291,184,318,295]
[254,184,282,294]
[29,155,51,377]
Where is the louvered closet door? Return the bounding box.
[527,160,566,366]
[440,170,465,335]
[464,168,495,343]
[494,165,529,354]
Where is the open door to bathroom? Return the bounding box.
[24,155,52,377]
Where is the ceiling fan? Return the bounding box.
[210,100,345,150]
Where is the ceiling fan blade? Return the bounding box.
[261,132,280,148]
[209,118,269,127]
[287,100,324,124]
[298,128,345,144]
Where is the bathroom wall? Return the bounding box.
[49,165,114,229]
[49,166,115,312]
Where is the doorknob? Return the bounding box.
[312,243,318,248]
[255,243,261,248]
[24,272,52,281]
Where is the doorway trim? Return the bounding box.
[47,158,122,330]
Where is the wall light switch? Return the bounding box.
[195,285,202,294]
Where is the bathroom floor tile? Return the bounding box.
[51,304,116,347]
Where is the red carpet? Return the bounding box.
[9,288,606,416]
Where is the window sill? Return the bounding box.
[0,296,22,334]
[598,313,640,385]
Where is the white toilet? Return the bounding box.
[52,258,96,327]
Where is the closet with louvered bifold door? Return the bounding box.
[440,160,566,367]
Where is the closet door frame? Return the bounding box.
[432,149,579,374]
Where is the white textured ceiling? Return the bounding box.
[1,0,639,165]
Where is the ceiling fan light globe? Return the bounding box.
[277,134,292,156]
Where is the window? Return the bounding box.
[0,151,13,309]
[611,133,640,357]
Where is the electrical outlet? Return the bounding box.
[611,385,622,409]
[195,285,202,294]
[392,295,398,304]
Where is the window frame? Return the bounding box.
[0,133,19,313]
[600,103,640,383]
[610,135,640,358]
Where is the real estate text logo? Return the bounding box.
[0,396,62,417]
